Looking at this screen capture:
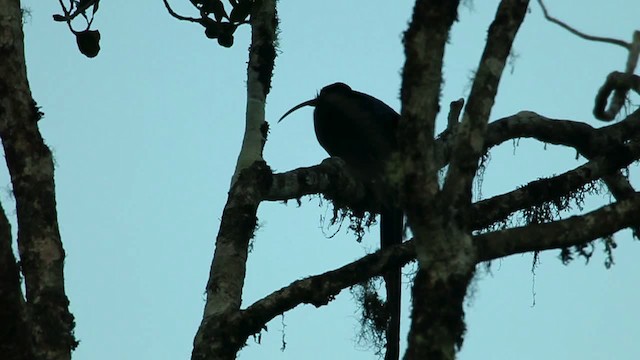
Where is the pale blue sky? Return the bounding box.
[14,0,640,359]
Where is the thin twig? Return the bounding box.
[56,0,69,16]
[537,0,630,49]
[537,1,639,121]
[162,0,202,23]
[56,0,76,33]
[625,31,640,73]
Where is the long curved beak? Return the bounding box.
[278,99,317,123]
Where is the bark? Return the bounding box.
[475,194,640,260]
[594,70,640,120]
[0,1,75,359]
[232,0,277,181]
[473,138,640,230]
[266,133,640,238]
[443,0,529,203]
[0,200,34,360]
[476,110,640,232]
[230,190,640,339]
[400,0,465,357]
[192,1,278,359]
[264,158,367,203]
[399,0,459,208]
[203,189,640,352]
[266,108,640,205]
[193,162,273,360]
[403,1,530,358]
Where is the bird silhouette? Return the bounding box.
[279,82,403,360]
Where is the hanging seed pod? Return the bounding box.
[76,30,101,58]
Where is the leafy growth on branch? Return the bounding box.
[351,279,388,358]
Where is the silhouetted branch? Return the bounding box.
[267,109,640,227]
[537,0,630,49]
[460,109,640,232]
[238,238,415,337]
[267,132,640,235]
[443,0,529,206]
[264,157,369,205]
[0,200,34,359]
[0,1,76,357]
[399,0,460,210]
[594,71,640,121]
[537,1,640,121]
[55,0,77,32]
[473,137,640,229]
[162,0,202,23]
[476,194,640,260]
[225,190,640,345]
[192,1,278,358]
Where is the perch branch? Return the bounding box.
[267,109,640,228]
[230,191,640,342]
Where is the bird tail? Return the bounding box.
[381,207,403,360]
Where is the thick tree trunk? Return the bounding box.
[406,266,474,359]
[0,1,76,359]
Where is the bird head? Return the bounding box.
[278,82,352,123]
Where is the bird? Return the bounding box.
[279,82,403,360]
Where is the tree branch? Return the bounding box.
[162,0,202,23]
[443,0,529,207]
[434,108,640,202]
[594,71,640,121]
[208,109,640,353]
[537,1,640,121]
[237,238,415,337]
[476,194,640,260]
[481,110,640,228]
[399,0,460,218]
[400,1,492,358]
[220,191,640,344]
[0,199,35,359]
[536,0,630,49]
[473,138,640,230]
[267,133,640,236]
[594,29,640,122]
[0,2,77,359]
[264,158,365,203]
[192,1,278,359]
[266,109,640,230]
[231,0,278,181]
[193,162,272,360]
